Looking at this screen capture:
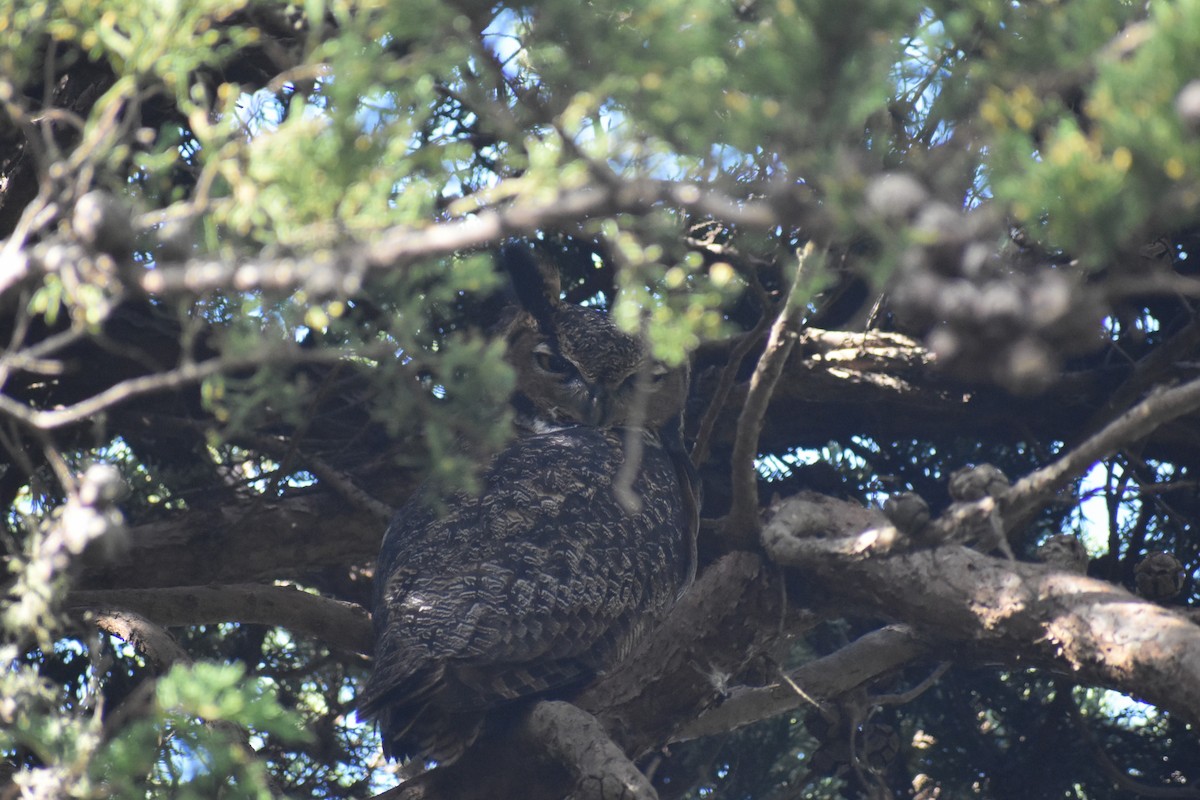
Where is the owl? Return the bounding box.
[356,246,698,765]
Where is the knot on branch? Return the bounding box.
[923,464,1015,556]
[761,493,899,566]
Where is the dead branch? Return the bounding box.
[691,317,773,470]
[249,434,395,523]
[1080,316,1200,438]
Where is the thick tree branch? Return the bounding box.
[691,325,953,459]
[78,493,387,590]
[691,322,1200,486]
[525,702,656,800]
[68,583,374,654]
[577,552,786,755]
[762,493,1200,725]
[375,556,928,800]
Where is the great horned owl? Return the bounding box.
[357,247,698,765]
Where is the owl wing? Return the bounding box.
[358,427,690,760]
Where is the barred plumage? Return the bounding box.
[358,249,697,764]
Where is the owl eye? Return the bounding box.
[533,347,575,375]
[621,363,672,391]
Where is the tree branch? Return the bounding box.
[0,344,394,432]
[68,583,374,654]
[1003,373,1200,526]
[248,434,395,523]
[690,315,773,470]
[1069,693,1200,798]
[370,556,924,800]
[89,608,192,669]
[577,552,786,755]
[674,624,929,742]
[138,179,813,296]
[77,492,388,590]
[722,246,815,544]
[762,493,1200,726]
[525,701,656,800]
[1080,315,1200,438]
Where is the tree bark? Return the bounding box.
[69,583,373,654]
[77,492,385,592]
[763,493,1200,725]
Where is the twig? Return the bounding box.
[298,452,395,522]
[871,661,950,706]
[690,315,774,469]
[0,344,390,432]
[723,244,819,545]
[1081,315,1200,438]
[778,669,823,711]
[0,325,89,378]
[0,419,36,482]
[91,610,291,798]
[0,288,36,392]
[250,434,394,522]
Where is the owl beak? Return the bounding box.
[584,387,613,426]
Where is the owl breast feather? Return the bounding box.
[358,426,693,764]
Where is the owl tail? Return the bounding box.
[380,704,485,765]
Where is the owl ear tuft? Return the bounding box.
[500,243,561,328]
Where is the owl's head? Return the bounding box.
[500,246,689,431]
